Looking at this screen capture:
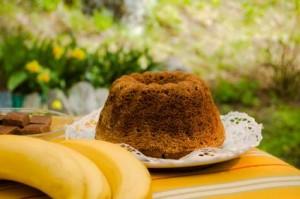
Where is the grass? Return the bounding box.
[258,105,300,167]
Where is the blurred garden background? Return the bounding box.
[0,0,299,167]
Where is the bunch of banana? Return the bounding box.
[0,135,152,199]
[0,135,111,199]
[60,140,152,199]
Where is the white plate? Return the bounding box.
[65,110,263,168]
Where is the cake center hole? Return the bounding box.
[136,75,183,85]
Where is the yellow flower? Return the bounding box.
[51,99,63,110]
[52,45,64,59]
[37,70,50,83]
[25,60,41,73]
[69,48,86,60]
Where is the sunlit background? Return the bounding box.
[0,0,299,167]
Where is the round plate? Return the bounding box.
[66,110,263,168]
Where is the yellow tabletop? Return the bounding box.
[151,148,300,199]
[0,117,299,199]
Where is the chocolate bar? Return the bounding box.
[20,124,50,135]
[3,112,30,127]
[30,115,52,126]
[0,125,20,135]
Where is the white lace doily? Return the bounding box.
[65,110,263,168]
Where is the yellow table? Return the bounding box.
[151,148,300,199]
[0,117,299,198]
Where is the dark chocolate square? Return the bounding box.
[0,125,20,135]
[30,115,52,126]
[3,112,30,127]
[20,124,50,135]
[0,115,4,124]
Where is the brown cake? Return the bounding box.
[96,71,225,159]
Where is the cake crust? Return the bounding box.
[96,71,225,159]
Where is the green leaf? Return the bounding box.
[93,9,114,31]
[8,71,28,91]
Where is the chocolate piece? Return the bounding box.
[0,125,20,135]
[30,115,52,126]
[0,115,4,124]
[20,124,50,135]
[3,112,30,127]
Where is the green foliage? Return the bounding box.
[211,0,221,8]
[8,71,27,91]
[158,0,191,6]
[32,0,61,11]
[68,9,93,32]
[86,47,163,88]
[4,0,63,12]
[296,0,300,14]
[258,106,300,167]
[0,0,16,15]
[213,78,260,106]
[0,32,163,94]
[92,9,114,31]
[0,31,29,85]
[242,2,265,24]
[262,43,300,101]
[0,32,71,94]
[154,4,182,30]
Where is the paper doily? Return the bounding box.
[65,110,263,168]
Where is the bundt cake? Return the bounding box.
[96,71,225,159]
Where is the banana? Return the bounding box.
[63,143,111,199]
[0,135,110,199]
[60,140,152,199]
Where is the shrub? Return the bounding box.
[213,78,260,106]
[261,42,300,101]
[86,46,163,88]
